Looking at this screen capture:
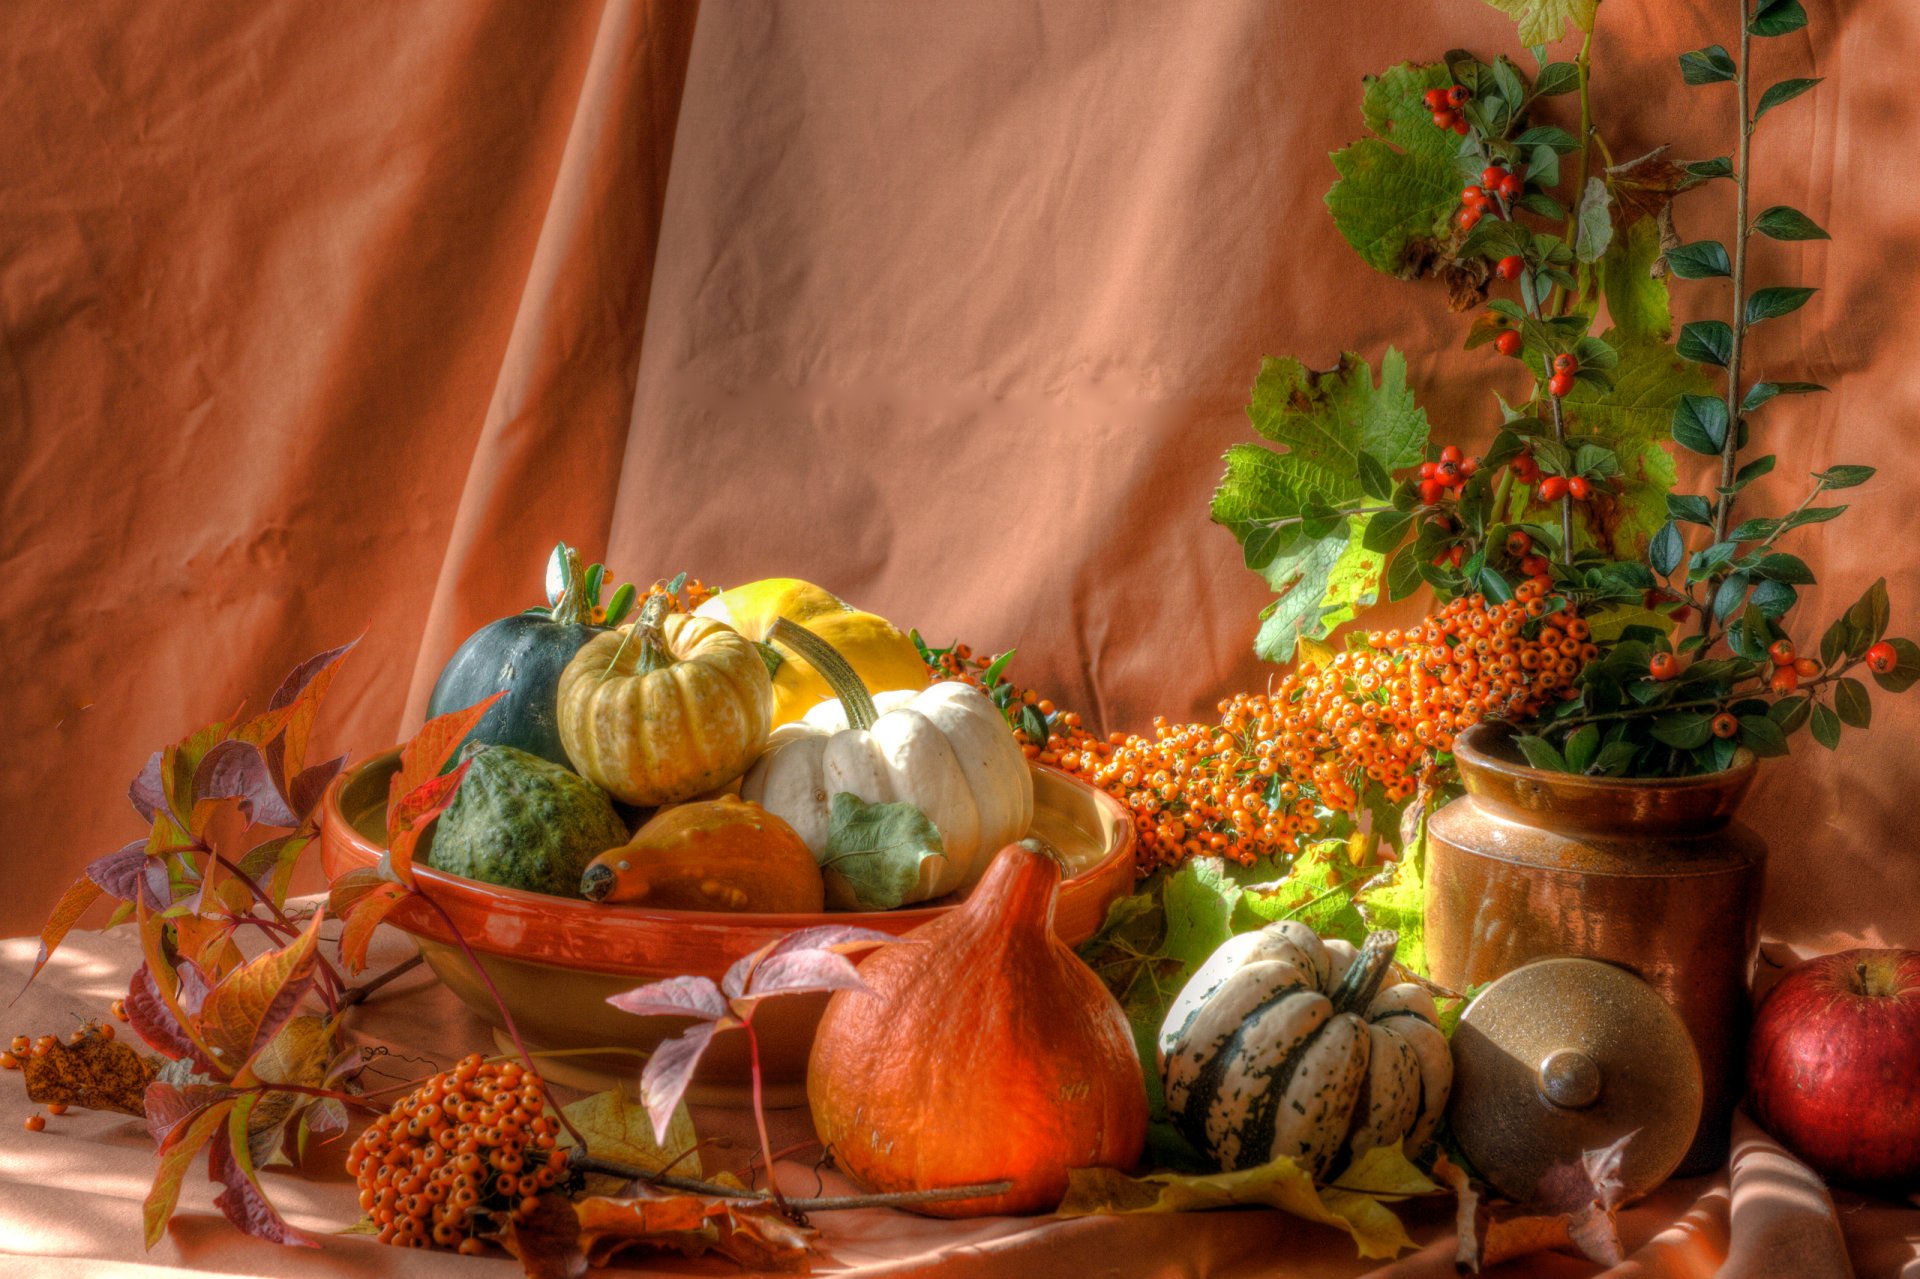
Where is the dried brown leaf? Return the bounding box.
[494,1193,587,1279]
[23,1027,160,1116]
[576,1188,816,1274]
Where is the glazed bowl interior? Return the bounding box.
[320,750,1137,1103]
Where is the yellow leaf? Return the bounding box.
[1295,635,1339,671]
[1058,1143,1436,1261]
[561,1089,701,1195]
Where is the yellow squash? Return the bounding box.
[695,577,928,726]
[556,602,772,806]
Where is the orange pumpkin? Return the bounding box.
[579,797,825,913]
[806,841,1148,1216]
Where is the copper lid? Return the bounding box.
[1447,957,1704,1202]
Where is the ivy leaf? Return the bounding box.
[1746,286,1817,325]
[1326,64,1461,278]
[1755,77,1822,121]
[1750,0,1808,36]
[819,793,948,910]
[1676,321,1733,367]
[560,1089,702,1186]
[1480,0,1597,47]
[202,910,326,1083]
[1665,241,1731,279]
[1574,179,1614,264]
[1679,46,1737,85]
[144,1099,238,1247]
[1753,206,1829,241]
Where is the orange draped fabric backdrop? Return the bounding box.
[4,0,1916,959]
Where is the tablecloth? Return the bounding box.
[3,921,1914,1279]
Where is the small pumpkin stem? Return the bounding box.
[1332,929,1400,1015]
[549,546,596,626]
[768,617,879,730]
[627,592,677,675]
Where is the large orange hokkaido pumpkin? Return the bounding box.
[805,841,1148,1216]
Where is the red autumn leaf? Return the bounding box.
[144,1098,237,1248]
[234,833,311,911]
[209,1103,312,1247]
[161,720,233,832]
[196,910,325,1080]
[719,924,894,999]
[335,879,411,975]
[193,740,299,828]
[130,749,168,822]
[575,1187,816,1273]
[637,1023,719,1145]
[127,962,218,1072]
[385,760,474,885]
[607,975,729,1022]
[86,840,164,907]
[147,1077,237,1149]
[23,875,104,988]
[287,754,347,821]
[385,692,505,839]
[265,637,359,788]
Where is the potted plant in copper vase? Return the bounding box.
[1204,0,1915,1169]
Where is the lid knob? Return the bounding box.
[1537,1048,1602,1109]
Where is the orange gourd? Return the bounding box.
[806,841,1148,1216]
[579,797,825,913]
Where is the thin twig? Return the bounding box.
[571,1153,1011,1213]
[338,953,425,1010]
[1704,0,1756,634]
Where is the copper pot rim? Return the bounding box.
[1453,721,1758,794]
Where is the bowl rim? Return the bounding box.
[320,746,1138,934]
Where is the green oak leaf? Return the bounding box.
[1481,0,1597,47]
[1213,351,1430,662]
[1558,335,1714,561]
[820,793,946,910]
[1325,63,1461,277]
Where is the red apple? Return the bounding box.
[1747,948,1920,1185]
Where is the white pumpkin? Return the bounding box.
[740,679,1034,904]
[1157,922,1451,1179]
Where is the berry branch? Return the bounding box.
[1709,1,1755,552]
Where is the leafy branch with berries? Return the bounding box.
[1212,0,1912,798]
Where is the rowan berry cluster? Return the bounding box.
[1417,445,1480,506]
[345,1055,567,1252]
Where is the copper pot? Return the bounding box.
[1426,722,1766,1173]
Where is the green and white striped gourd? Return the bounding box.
[1157,921,1451,1180]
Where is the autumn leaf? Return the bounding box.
[560,1089,702,1188]
[493,1193,588,1279]
[264,638,358,790]
[23,875,105,988]
[244,1014,336,1167]
[386,693,505,853]
[199,909,325,1080]
[384,760,474,885]
[330,870,412,975]
[575,1188,816,1274]
[145,1099,236,1247]
[211,1098,312,1246]
[22,1027,159,1116]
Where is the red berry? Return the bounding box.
[1419,479,1447,505]
[1867,641,1898,675]
[1440,445,1463,465]
[1769,665,1800,694]
[1793,657,1820,678]
[1419,461,1438,480]
[1480,164,1506,189]
[1505,531,1532,557]
[1511,451,1539,479]
[1433,110,1458,130]
[1712,713,1739,739]
[1531,573,1554,593]
[1448,545,1466,568]
[1424,88,1448,110]
[23,1115,44,1133]
[1567,476,1592,501]
[1538,476,1569,502]
[1521,553,1550,577]
[1553,353,1578,375]
[1498,173,1523,199]
[1649,653,1680,681]
[1460,457,1480,478]
[1462,185,1486,207]
[1548,372,1575,398]
[1447,85,1470,108]
[1451,118,1470,135]
[1494,330,1523,357]
[1669,604,1694,625]
[1457,208,1482,231]
[1495,255,1524,281]
[1768,639,1796,667]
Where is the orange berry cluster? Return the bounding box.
[634,577,717,621]
[934,582,1592,875]
[345,1055,566,1251]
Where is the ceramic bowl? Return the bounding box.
[319,751,1136,1104]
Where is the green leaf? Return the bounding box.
[1729,517,1779,541]
[1672,394,1729,454]
[1386,545,1423,602]
[1480,0,1596,46]
[1738,714,1791,757]
[1356,453,1395,501]
[1667,493,1715,526]
[1750,578,1797,618]
[819,793,947,911]
[1652,712,1714,750]
[1649,521,1684,576]
[1810,701,1841,750]
[1834,678,1872,729]
[602,582,636,626]
[1679,45,1737,85]
[1362,509,1414,554]
[1743,381,1827,411]
[1513,124,1581,154]
[1532,61,1581,96]
[1666,241,1731,279]
[1746,286,1818,325]
[1870,638,1920,693]
[1684,156,1734,183]
[1749,552,1815,584]
[1753,205,1829,241]
[1713,573,1751,620]
[1845,578,1891,646]
[1511,735,1569,772]
[1816,464,1875,490]
[1574,178,1614,264]
[1770,695,1812,733]
[1564,724,1601,773]
[1782,505,1845,531]
[1676,320,1733,367]
[1755,77,1822,121]
[1734,454,1777,487]
[1215,352,1428,661]
[1750,0,1808,36]
[1326,64,1461,277]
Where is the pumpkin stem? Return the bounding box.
[626,592,677,676]
[1331,929,1400,1016]
[768,617,879,730]
[549,546,596,626]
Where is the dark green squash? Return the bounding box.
[428,745,629,896]
[426,544,638,769]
